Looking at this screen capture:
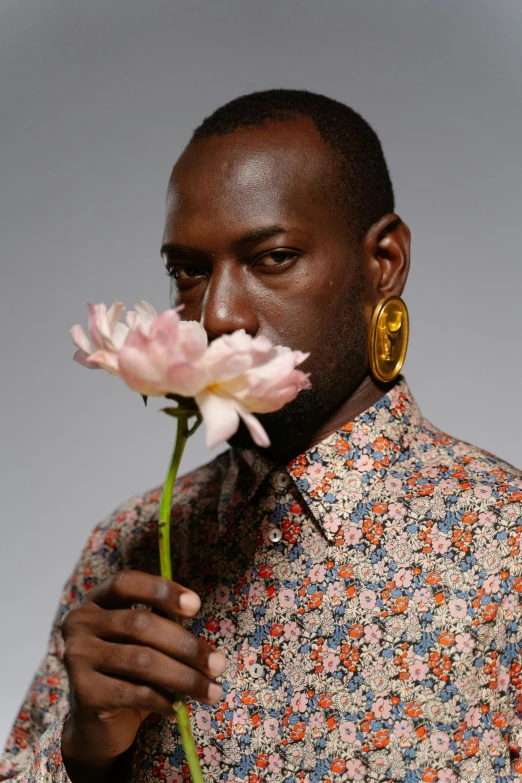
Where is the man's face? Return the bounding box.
[162,117,371,449]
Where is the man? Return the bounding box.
[2,89,522,783]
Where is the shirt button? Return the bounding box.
[268,527,283,544]
[272,471,291,490]
[43,774,52,783]
[249,663,264,679]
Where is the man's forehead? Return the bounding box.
[165,119,339,234]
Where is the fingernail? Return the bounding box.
[208,651,228,677]
[178,592,200,614]
[208,682,223,702]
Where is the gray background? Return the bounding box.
[1,0,521,742]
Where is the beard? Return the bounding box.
[228,273,370,456]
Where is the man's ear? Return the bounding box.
[361,214,411,304]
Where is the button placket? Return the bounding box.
[264,470,292,546]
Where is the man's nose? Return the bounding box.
[200,263,258,340]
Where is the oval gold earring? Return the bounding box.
[368,296,409,383]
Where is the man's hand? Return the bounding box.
[61,570,227,779]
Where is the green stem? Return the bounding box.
[158,411,204,783]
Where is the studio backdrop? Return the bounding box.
[0,0,521,741]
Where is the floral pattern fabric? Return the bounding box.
[2,378,522,783]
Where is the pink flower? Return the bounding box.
[195,710,212,732]
[483,574,500,594]
[307,464,326,482]
[364,623,381,643]
[409,660,429,681]
[482,729,500,747]
[355,455,374,472]
[431,731,450,753]
[344,525,363,546]
[474,484,492,499]
[264,718,279,738]
[268,754,283,773]
[437,771,456,783]
[359,590,376,610]
[374,697,391,719]
[352,430,369,446]
[339,721,357,743]
[309,564,326,583]
[455,632,475,652]
[323,653,340,673]
[291,693,307,712]
[70,300,157,374]
[414,587,431,604]
[232,708,248,726]
[448,598,468,619]
[202,747,221,766]
[395,568,412,588]
[283,621,300,641]
[120,315,309,448]
[278,589,295,609]
[74,302,310,449]
[345,760,365,780]
[465,706,481,728]
[432,536,451,554]
[328,582,344,602]
[309,712,324,729]
[394,720,412,738]
[249,581,264,599]
[117,310,208,397]
[503,594,517,612]
[385,477,403,493]
[323,514,341,533]
[215,585,230,604]
[219,619,235,637]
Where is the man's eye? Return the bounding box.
[256,250,297,268]
[165,266,204,280]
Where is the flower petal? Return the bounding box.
[178,320,209,360]
[131,300,158,333]
[70,324,93,355]
[87,349,121,375]
[118,331,170,395]
[87,302,113,350]
[236,405,271,448]
[166,360,208,397]
[72,347,100,369]
[195,391,241,449]
[107,300,126,333]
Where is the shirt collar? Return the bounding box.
[287,377,422,542]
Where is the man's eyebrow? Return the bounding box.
[234,225,287,246]
[160,242,207,260]
[160,225,287,262]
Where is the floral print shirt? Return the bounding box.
[2,378,522,783]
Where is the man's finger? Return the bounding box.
[94,608,228,679]
[86,570,201,618]
[94,640,223,705]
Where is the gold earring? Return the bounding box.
[368,296,409,383]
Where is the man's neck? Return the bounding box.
[264,374,396,464]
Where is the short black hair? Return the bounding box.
[191,89,394,240]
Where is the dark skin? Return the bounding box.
[61,117,410,781]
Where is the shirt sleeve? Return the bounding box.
[0,486,159,782]
[0,570,78,782]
